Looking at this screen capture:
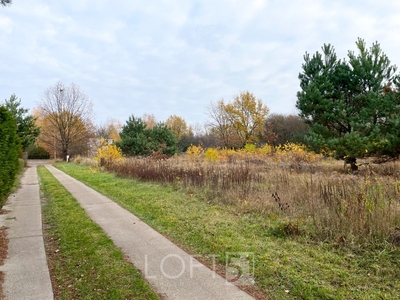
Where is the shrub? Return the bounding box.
[0,106,21,207]
[204,148,219,162]
[186,145,204,160]
[274,142,320,167]
[243,143,256,153]
[95,138,124,167]
[28,146,50,159]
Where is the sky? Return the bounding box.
[1,1,400,127]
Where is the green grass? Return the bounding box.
[37,166,160,300]
[55,163,400,300]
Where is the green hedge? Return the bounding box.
[0,106,21,207]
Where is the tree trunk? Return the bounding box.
[345,157,358,171]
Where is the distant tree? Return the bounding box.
[37,82,94,160]
[147,123,178,156]
[117,116,149,156]
[1,0,11,7]
[164,115,194,151]
[264,114,309,146]
[208,91,269,148]
[142,113,157,129]
[117,115,177,157]
[95,118,122,142]
[296,38,400,170]
[207,100,238,148]
[165,115,188,141]
[3,94,40,151]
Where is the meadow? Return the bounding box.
[64,144,400,299]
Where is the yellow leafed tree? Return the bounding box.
[208,91,269,147]
[165,115,192,141]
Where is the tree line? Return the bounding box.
[2,37,399,174]
[28,81,309,160]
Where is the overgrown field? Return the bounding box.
[78,144,400,245]
[60,147,400,299]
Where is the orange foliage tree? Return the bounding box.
[36,82,95,159]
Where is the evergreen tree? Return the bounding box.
[296,38,400,170]
[3,94,40,151]
[117,115,177,157]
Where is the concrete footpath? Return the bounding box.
[0,162,53,300]
[45,165,255,300]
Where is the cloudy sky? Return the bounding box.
[1,1,400,127]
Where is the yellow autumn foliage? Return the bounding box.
[186,144,204,160]
[95,138,124,164]
[204,148,219,162]
[274,143,320,165]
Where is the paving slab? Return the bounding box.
[0,164,53,300]
[45,165,255,300]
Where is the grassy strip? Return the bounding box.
[37,166,160,300]
[55,163,400,300]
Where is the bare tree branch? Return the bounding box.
[37,81,94,159]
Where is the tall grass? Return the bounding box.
[74,151,400,245]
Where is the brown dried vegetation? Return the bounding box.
[83,152,400,245]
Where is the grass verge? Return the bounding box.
[55,163,400,300]
[37,166,160,300]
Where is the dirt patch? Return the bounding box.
[0,226,9,265]
[0,210,10,215]
[0,226,9,300]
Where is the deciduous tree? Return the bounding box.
[296,38,400,170]
[207,91,269,147]
[264,114,309,146]
[142,113,157,129]
[165,115,194,151]
[165,115,189,141]
[95,118,122,142]
[37,81,94,160]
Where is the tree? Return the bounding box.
[165,115,189,141]
[264,114,309,146]
[95,118,122,142]
[207,91,269,148]
[3,94,40,151]
[165,115,194,151]
[1,0,11,7]
[147,123,178,156]
[37,82,94,160]
[117,116,148,156]
[296,38,400,170]
[0,106,20,205]
[142,113,157,129]
[207,100,238,147]
[117,115,177,157]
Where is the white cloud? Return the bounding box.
[1,0,400,125]
[0,16,13,34]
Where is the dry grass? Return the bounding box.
[75,152,400,245]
